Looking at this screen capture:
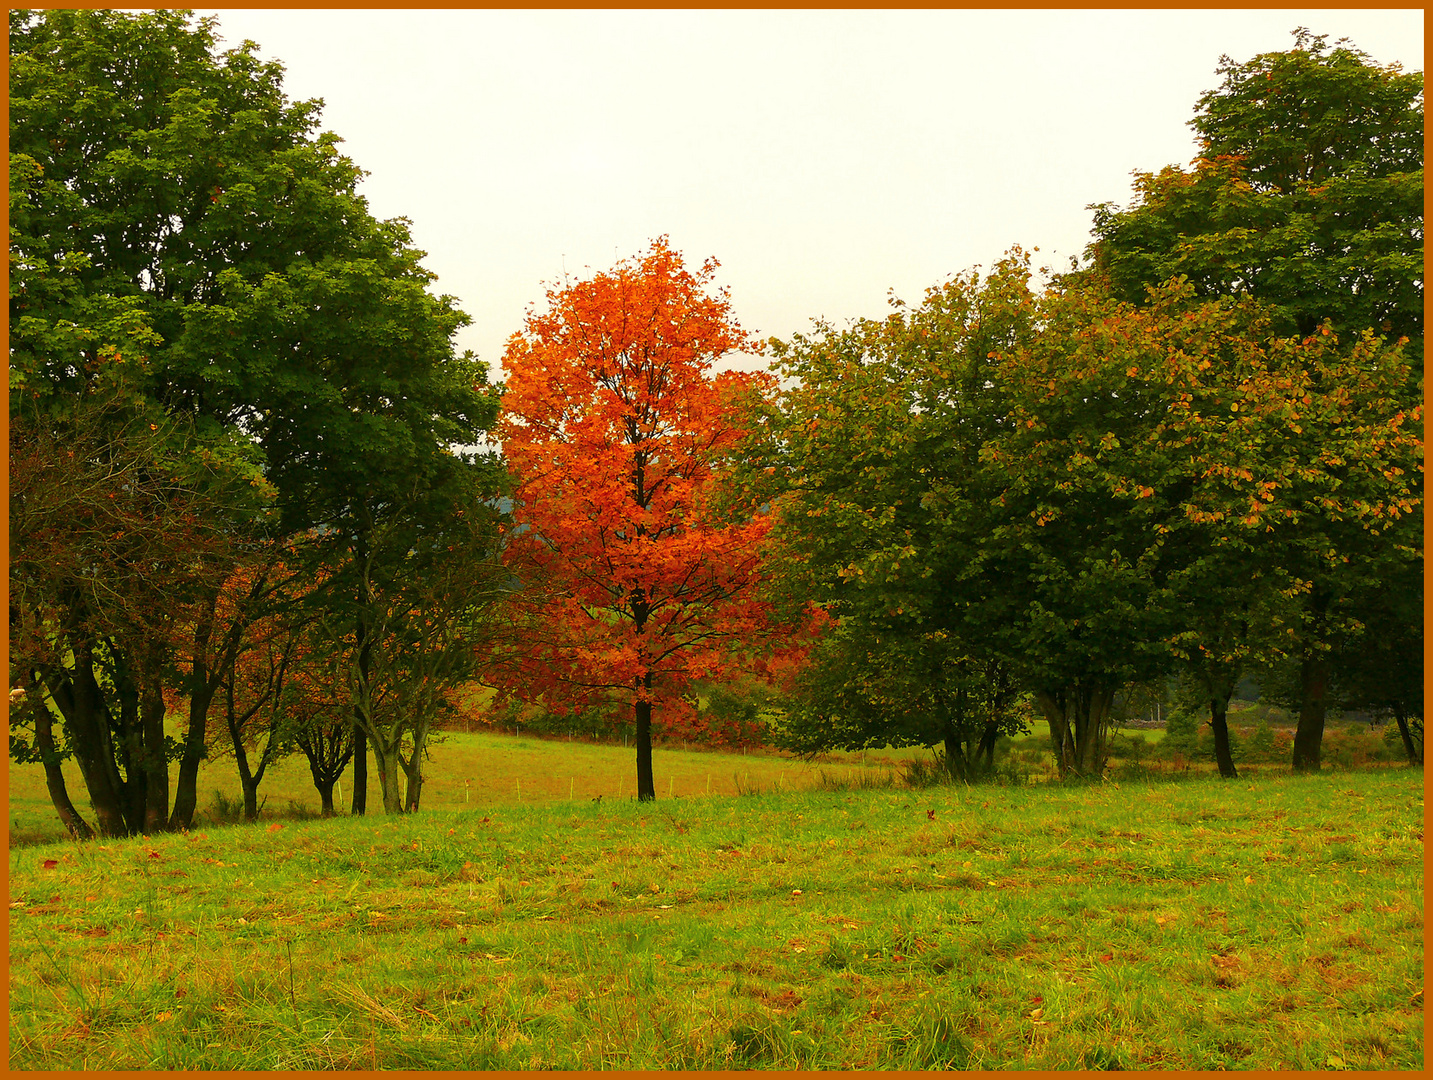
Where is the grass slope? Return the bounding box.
[8,759,1423,1070]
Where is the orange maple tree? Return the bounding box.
[497,237,798,800]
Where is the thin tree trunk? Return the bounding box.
[140,674,170,833]
[371,739,404,813]
[351,725,368,815]
[110,648,149,834]
[1036,689,1075,777]
[1393,703,1422,766]
[170,596,215,832]
[1291,654,1329,773]
[941,715,963,780]
[401,727,429,813]
[403,750,424,812]
[32,695,95,840]
[977,720,999,775]
[45,647,130,837]
[636,691,656,801]
[169,681,213,831]
[1209,689,1238,779]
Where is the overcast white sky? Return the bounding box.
[200,9,1423,376]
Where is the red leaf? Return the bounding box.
[42,859,58,870]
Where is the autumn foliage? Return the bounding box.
[496,238,798,798]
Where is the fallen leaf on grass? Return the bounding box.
[42,859,58,870]
[1244,875,1253,885]
[266,823,284,833]
[155,1012,173,1022]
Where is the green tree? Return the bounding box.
[1085,28,1423,348]
[1078,31,1424,774]
[317,480,509,814]
[759,255,1035,772]
[9,9,503,832]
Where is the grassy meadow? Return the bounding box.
[6,731,1424,1070]
[7,729,930,848]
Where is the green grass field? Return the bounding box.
[7,733,1423,1070]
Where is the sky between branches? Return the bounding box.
[201,8,1424,375]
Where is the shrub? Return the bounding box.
[1247,719,1277,762]
[207,789,245,824]
[1161,710,1203,758]
[1110,731,1151,763]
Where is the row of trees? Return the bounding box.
[9,9,509,835]
[755,30,1422,778]
[9,16,1423,842]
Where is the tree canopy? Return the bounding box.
[1084,28,1423,350]
[495,238,798,801]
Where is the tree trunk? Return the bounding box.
[635,694,655,801]
[110,649,148,834]
[368,733,404,813]
[1209,690,1238,779]
[1291,654,1329,773]
[941,715,965,781]
[401,727,429,813]
[315,778,337,816]
[1393,703,1422,766]
[44,646,130,837]
[351,591,374,815]
[1036,682,1115,778]
[168,682,213,831]
[1038,690,1076,776]
[140,674,170,833]
[170,596,219,832]
[977,720,999,775]
[351,724,368,815]
[1200,669,1238,779]
[33,696,95,840]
